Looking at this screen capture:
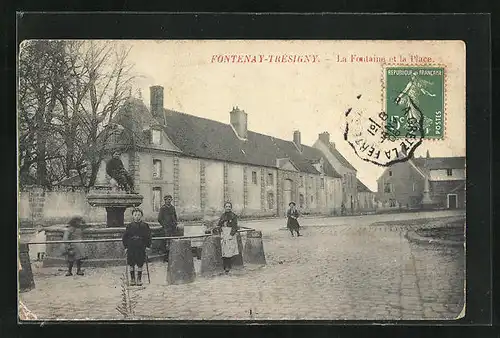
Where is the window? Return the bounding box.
[309,176,313,187]
[320,178,325,189]
[310,195,314,203]
[152,130,161,145]
[446,169,453,176]
[412,183,416,192]
[153,159,162,179]
[267,173,274,186]
[384,183,393,193]
[299,176,304,187]
[267,192,274,209]
[389,170,392,177]
[251,171,257,184]
[299,194,305,208]
[152,187,162,212]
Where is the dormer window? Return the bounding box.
[151,129,161,145]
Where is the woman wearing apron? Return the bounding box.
[217,202,239,274]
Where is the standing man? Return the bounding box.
[158,195,178,262]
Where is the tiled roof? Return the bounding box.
[162,109,342,178]
[413,156,466,170]
[357,178,373,193]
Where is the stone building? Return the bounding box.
[376,151,466,210]
[313,132,376,213]
[83,86,346,220]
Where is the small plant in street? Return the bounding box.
[115,273,138,319]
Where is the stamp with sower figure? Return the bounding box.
[385,66,445,140]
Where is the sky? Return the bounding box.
[118,40,466,192]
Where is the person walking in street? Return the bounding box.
[286,201,301,237]
[122,208,152,286]
[216,202,239,274]
[61,216,89,276]
[158,194,178,262]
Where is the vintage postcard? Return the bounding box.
[18,39,465,321]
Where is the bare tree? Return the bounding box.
[54,41,136,188]
[19,40,137,189]
[18,40,67,187]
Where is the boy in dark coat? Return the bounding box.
[158,195,178,261]
[122,208,152,286]
[106,151,135,193]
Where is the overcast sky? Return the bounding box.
[122,40,466,192]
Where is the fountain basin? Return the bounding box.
[42,224,166,267]
[87,193,144,228]
[87,193,143,208]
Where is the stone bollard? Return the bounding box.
[200,235,223,276]
[19,243,35,292]
[232,233,244,268]
[167,239,195,285]
[243,230,266,265]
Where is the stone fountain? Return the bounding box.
[42,183,167,267]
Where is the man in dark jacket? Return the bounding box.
[122,208,151,286]
[106,151,135,193]
[158,195,179,262]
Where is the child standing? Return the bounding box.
[62,216,89,276]
[122,208,152,286]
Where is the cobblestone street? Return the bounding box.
[19,212,465,321]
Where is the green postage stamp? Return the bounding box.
[385,66,445,139]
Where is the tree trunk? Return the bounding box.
[35,100,47,186]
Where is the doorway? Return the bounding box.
[447,194,458,209]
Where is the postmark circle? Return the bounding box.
[343,94,424,167]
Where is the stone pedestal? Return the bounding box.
[243,230,266,265]
[167,239,195,285]
[105,207,126,227]
[200,235,223,276]
[19,243,35,292]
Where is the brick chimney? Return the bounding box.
[230,106,248,139]
[293,130,302,152]
[150,85,165,125]
[319,131,330,145]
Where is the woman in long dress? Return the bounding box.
[287,202,301,237]
[217,202,239,274]
[61,216,89,276]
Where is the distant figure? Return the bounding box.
[341,202,346,216]
[216,202,239,274]
[158,195,179,262]
[286,201,301,237]
[61,216,89,276]
[106,151,135,193]
[122,208,152,286]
